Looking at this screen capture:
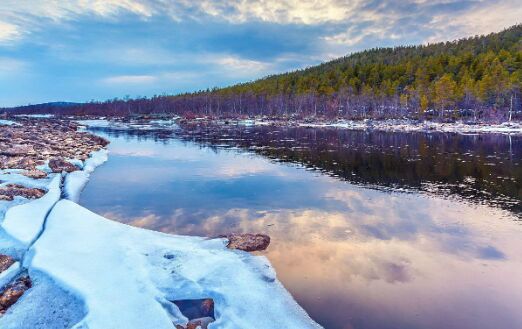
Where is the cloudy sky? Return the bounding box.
[0,0,520,107]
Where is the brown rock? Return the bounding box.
[0,276,32,314]
[0,255,15,273]
[9,157,36,170]
[48,158,78,173]
[22,169,48,179]
[221,233,271,252]
[187,317,214,329]
[0,184,46,200]
[0,145,34,156]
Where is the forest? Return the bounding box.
[3,24,522,122]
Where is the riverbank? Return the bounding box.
[72,116,522,135]
[0,119,321,329]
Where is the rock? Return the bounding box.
[0,255,15,273]
[8,157,36,170]
[221,233,271,252]
[48,158,78,173]
[0,276,32,314]
[175,317,215,329]
[186,317,215,329]
[0,145,34,156]
[172,298,214,320]
[0,184,46,200]
[22,169,48,179]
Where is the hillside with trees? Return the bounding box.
[4,24,522,121]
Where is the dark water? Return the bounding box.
[81,124,522,329]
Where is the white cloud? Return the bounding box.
[425,1,522,43]
[102,74,157,84]
[0,57,28,77]
[0,0,520,63]
[0,21,21,43]
[212,55,271,74]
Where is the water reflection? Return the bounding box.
[81,126,522,329]
[90,124,522,215]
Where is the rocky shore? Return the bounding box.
[0,118,315,329]
[0,118,110,319]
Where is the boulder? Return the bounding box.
[48,158,78,173]
[0,276,32,314]
[0,255,15,273]
[221,233,271,252]
[0,184,46,200]
[22,169,48,179]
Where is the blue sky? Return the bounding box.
[0,1,520,107]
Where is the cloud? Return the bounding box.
[0,21,21,43]
[211,55,272,75]
[102,74,157,85]
[0,57,27,77]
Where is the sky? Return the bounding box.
[0,1,520,107]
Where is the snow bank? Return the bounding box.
[1,175,61,247]
[0,261,20,288]
[64,150,108,203]
[297,119,522,134]
[29,200,321,329]
[0,119,18,126]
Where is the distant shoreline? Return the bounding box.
[71,116,522,135]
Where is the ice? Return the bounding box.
[76,119,111,128]
[297,119,522,134]
[29,200,321,329]
[64,149,108,203]
[0,270,86,329]
[0,171,55,190]
[1,175,61,247]
[0,261,20,288]
[0,119,18,126]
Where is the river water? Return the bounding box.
[80,124,522,329]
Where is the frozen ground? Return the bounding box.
[78,117,522,135]
[297,119,522,134]
[0,148,321,328]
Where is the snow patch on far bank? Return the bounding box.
[297,120,522,134]
[0,119,18,126]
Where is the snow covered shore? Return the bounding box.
[296,119,522,134]
[78,117,522,135]
[0,121,321,328]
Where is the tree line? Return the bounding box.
[4,24,522,121]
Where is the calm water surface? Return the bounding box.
[81,124,522,329]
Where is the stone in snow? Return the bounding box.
[48,158,79,173]
[0,255,15,273]
[0,276,32,315]
[0,184,46,201]
[222,233,271,252]
[22,169,48,179]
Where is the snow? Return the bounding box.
[0,270,85,329]
[0,119,18,126]
[14,114,54,118]
[76,119,112,128]
[29,200,321,329]
[297,119,522,134]
[0,261,20,288]
[64,149,108,203]
[1,174,61,246]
